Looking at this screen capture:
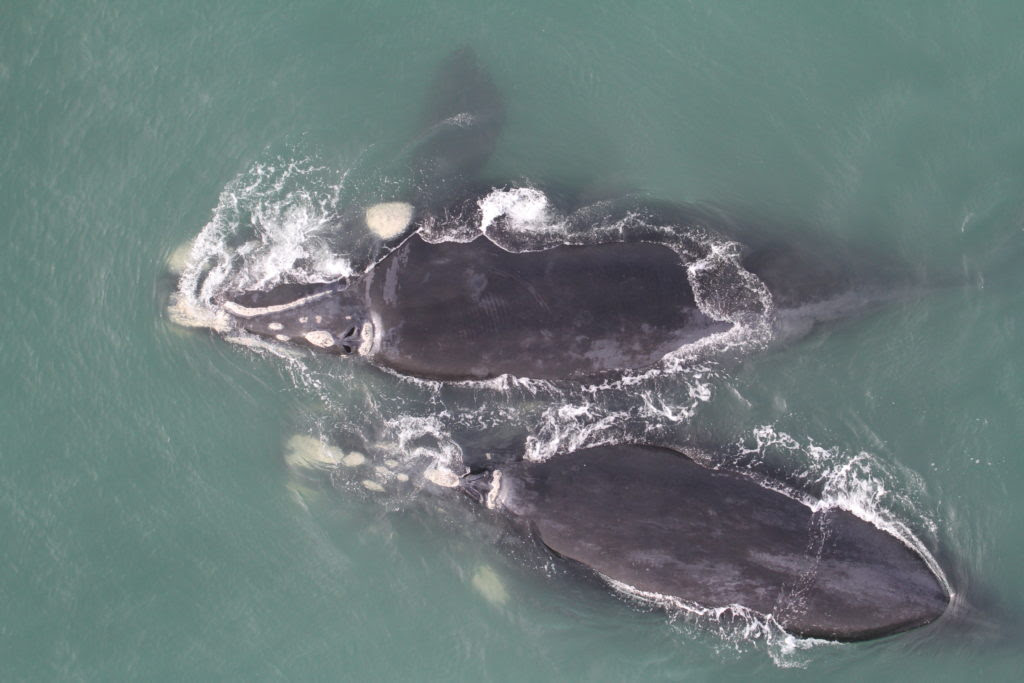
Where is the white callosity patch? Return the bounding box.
[359,320,375,356]
[361,480,385,492]
[424,467,461,488]
[485,470,503,510]
[284,434,345,470]
[268,322,284,330]
[165,292,231,332]
[284,435,372,474]
[304,330,334,348]
[341,451,366,467]
[166,238,196,276]
[221,290,335,319]
[470,565,509,606]
[365,202,414,239]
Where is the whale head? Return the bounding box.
[220,282,370,355]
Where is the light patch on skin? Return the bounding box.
[268,322,283,331]
[275,334,290,342]
[365,201,414,239]
[341,452,366,467]
[222,334,303,359]
[424,467,460,488]
[315,315,322,324]
[361,480,385,492]
[286,480,321,511]
[222,290,333,318]
[166,292,231,332]
[486,470,503,510]
[166,239,195,276]
[360,319,376,355]
[395,473,409,482]
[299,317,308,323]
[384,459,398,468]
[375,465,393,478]
[304,330,334,348]
[471,565,509,606]
[284,434,344,470]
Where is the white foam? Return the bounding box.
[478,187,560,234]
[602,575,829,667]
[736,425,950,597]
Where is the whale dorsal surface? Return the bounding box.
[227,235,730,381]
[473,445,948,641]
[363,236,727,380]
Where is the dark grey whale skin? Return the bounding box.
[463,444,949,642]
[366,235,727,380]
[228,234,729,381]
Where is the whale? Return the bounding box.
[220,232,730,380]
[207,48,733,381]
[459,444,949,641]
[188,47,904,381]
[168,49,951,642]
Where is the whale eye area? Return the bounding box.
[341,344,353,354]
[343,326,356,339]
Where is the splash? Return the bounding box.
[733,425,950,598]
[603,576,832,668]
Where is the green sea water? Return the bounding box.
[3,1,1024,679]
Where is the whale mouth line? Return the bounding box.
[222,289,336,318]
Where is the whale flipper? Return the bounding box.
[410,47,505,209]
[467,444,948,641]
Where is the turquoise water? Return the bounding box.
[3,1,1024,679]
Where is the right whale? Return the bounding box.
[220,232,731,381]
[460,444,949,641]
[195,47,907,382]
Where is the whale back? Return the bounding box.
[362,236,728,381]
[487,445,948,641]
